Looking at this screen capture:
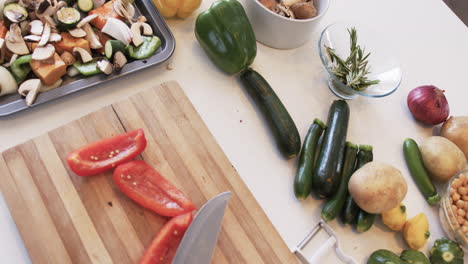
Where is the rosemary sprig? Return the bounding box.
[325,27,379,91]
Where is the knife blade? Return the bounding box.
[173,191,231,264]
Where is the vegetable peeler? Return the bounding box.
[294,219,357,264]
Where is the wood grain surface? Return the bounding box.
[0,81,298,264]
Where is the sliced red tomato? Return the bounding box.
[67,129,147,176]
[139,211,193,264]
[113,160,196,217]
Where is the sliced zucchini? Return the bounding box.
[105,40,126,60]
[3,3,28,23]
[57,7,81,30]
[77,0,93,12]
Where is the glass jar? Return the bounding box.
[439,169,468,250]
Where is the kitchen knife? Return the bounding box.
[173,191,231,264]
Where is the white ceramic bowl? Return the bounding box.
[244,0,329,49]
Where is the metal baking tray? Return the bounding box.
[0,0,175,116]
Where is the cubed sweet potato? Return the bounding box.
[55,33,91,55]
[30,53,67,86]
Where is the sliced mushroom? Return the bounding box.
[282,0,302,7]
[93,0,106,8]
[32,44,55,60]
[40,78,62,92]
[3,54,18,67]
[131,22,152,47]
[5,26,30,55]
[76,14,98,28]
[113,51,127,72]
[73,47,93,63]
[4,9,27,23]
[136,16,147,23]
[19,21,30,34]
[38,22,51,47]
[102,17,133,46]
[18,79,42,106]
[60,51,76,65]
[82,23,102,49]
[49,33,62,42]
[97,59,112,75]
[29,20,44,35]
[68,28,87,38]
[55,1,67,11]
[19,0,36,9]
[41,15,56,27]
[37,0,55,17]
[24,35,43,42]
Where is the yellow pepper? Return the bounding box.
[152,0,201,18]
[382,203,407,231]
[403,213,430,250]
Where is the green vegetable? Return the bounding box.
[357,210,375,233]
[312,100,350,198]
[403,138,440,205]
[10,55,32,84]
[367,249,404,264]
[73,60,102,76]
[353,145,375,232]
[322,142,358,221]
[341,194,359,225]
[3,3,28,23]
[57,7,81,30]
[294,119,326,199]
[325,27,380,91]
[105,40,126,60]
[77,0,93,12]
[195,0,256,74]
[429,238,464,264]
[400,249,430,264]
[240,68,301,158]
[127,36,161,60]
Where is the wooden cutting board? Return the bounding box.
[0,81,298,264]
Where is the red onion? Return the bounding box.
[407,85,450,125]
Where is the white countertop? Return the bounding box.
[1,0,467,263]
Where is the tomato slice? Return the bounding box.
[113,160,196,217]
[139,212,193,264]
[67,129,147,176]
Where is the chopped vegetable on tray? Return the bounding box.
[0,0,162,106]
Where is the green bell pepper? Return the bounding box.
[11,55,32,84]
[127,36,161,60]
[195,0,257,74]
[73,60,102,76]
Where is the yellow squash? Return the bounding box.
[403,213,430,250]
[152,0,201,18]
[382,203,407,231]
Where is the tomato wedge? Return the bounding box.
[139,212,193,264]
[113,160,196,217]
[67,129,147,176]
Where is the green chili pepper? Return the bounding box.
[11,54,32,84]
[73,60,102,76]
[195,0,257,74]
[126,36,161,60]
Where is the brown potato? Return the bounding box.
[348,161,407,214]
[441,116,468,159]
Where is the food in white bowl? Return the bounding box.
[258,0,317,20]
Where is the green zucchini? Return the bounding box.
[105,40,127,60]
[239,68,301,159]
[77,0,93,12]
[353,145,375,232]
[403,138,440,205]
[367,249,404,264]
[321,142,358,221]
[57,7,81,30]
[294,119,326,200]
[73,59,102,76]
[357,210,375,233]
[311,100,350,198]
[3,3,28,23]
[126,36,161,60]
[400,249,430,264]
[341,194,359,225]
